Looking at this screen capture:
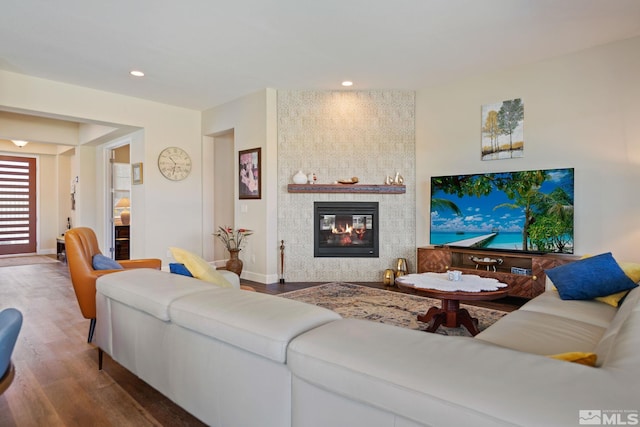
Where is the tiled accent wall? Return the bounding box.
[277,90,416,282]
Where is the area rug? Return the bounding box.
[0,255,60,268]
[280,282,507,337]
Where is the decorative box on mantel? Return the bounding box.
[287,184,406,194]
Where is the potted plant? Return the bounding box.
[215,226,253,275]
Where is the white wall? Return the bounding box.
[0,70,203,263]
[0,111,79,144]
[201,89,279,283]
[37,155,59,251]
[416,36,640,261]
[57,152,72,235]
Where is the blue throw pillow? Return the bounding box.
[545,252,638,300]
[92,254,124,270]
[169,263,193,277]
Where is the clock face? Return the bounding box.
[158,147,192,181]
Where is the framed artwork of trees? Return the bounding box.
[481,98,524,160]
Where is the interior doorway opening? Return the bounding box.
[109,144,130,260]
[213,130,235,262]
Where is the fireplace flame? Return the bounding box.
[330,224,367,245]
[331,224,353,234]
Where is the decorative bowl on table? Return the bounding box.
[469,256,503,271]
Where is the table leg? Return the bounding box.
[417,306,440,324]
[424,312,446,333]
[456,308,481,336]
[416,298,481,336]
[442,299,459,327]
[417,301,450,333]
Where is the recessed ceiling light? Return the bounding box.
[342,81,353,87]
[130,70,145,77]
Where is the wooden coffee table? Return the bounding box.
[396,276,508,336]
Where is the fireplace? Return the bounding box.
[314,201,379,257]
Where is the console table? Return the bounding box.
[417,246,578,299]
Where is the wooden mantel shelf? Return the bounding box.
[287,184,406,194]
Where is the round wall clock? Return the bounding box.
[158,147,192,181]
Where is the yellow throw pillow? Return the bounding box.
[169,247,234,288]
[595,262,640,306]
[595,290,629,307]
[548,352,597,367]
[619,262,640,283]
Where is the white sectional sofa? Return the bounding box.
[95,268,640,427]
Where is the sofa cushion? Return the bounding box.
[288,318,624,427]
[169,290,341,363]
[475,310,606,355]
[92,254,123,270]
[593,286,640,367]
[545,252,638,300]
[519,291,617,328]
[169,246,235,289]
[288,318,505,426]
[96,269,218,321]
[597,302,640,373]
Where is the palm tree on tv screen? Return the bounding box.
[527,187,574,252]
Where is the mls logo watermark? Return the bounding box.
[579,410,639,425]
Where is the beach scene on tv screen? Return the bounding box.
[430,168,574,253]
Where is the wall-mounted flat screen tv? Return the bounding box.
[430,168,574,254]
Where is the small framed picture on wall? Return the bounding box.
[132,162,144,185]
[239,148,261,199]
[481,98,524,160]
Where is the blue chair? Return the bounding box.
[0,308,23,395]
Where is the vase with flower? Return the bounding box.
[214,226,253,276]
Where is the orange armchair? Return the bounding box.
[65,227,161,343]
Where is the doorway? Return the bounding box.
[110,145,130,260]
[0,155,37,255]
[213,131,234,261]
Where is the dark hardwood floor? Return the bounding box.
[0,259,207,426]
[0,258,522,426]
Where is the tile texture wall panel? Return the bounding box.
[278,90,416,282]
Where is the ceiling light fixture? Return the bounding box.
[130,70,145,77]
[11,140,29,148]
[341,81,353,87]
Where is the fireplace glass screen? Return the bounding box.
[314,202,379,257]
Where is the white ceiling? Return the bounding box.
[2,0,640,111]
